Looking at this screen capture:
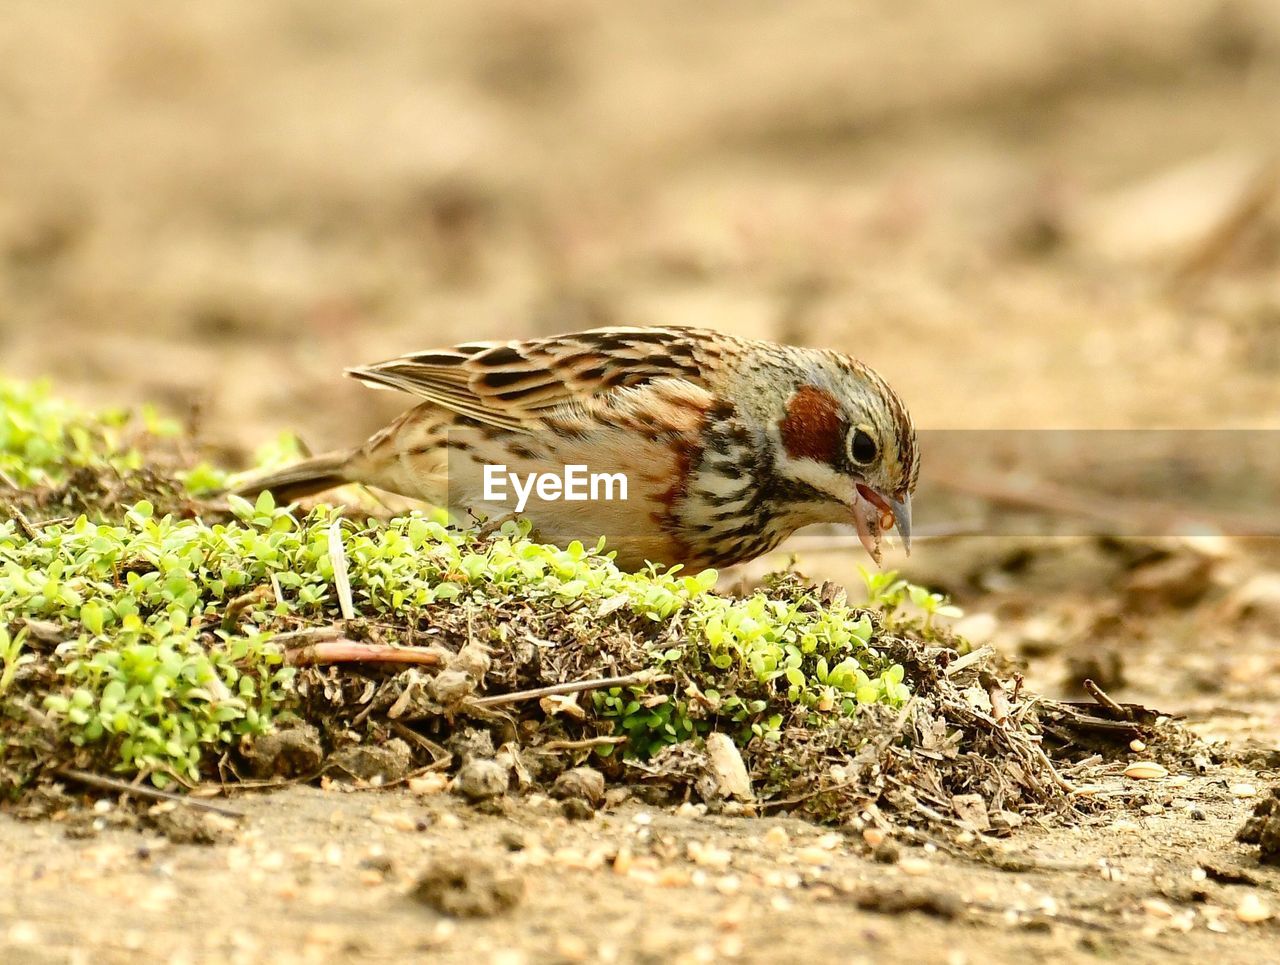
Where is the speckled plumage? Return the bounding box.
[234,326,918,570]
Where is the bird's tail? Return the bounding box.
[229,450,354,504]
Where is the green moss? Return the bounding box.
[0,379,145,488]
[0,379,961,790]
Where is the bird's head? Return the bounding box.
[773,363,918,562]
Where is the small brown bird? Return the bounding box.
[235,326,918,570]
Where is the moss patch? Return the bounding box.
[0,380,1190,831]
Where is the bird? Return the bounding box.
[232,325,918,571]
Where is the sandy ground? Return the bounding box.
[3,2,1280,962]
[1,771,1276,965]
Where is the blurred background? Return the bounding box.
[4,0,1280,462]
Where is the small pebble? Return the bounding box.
[561,799,596,822]
[1236,893,1272,923]
[612,846,633,876]
[359,854,395,875]
[763,827,790,850]
[873,841,901,865]
[658,867,690,888]
[795,847,831,866]
[715,875,742,895]
[688,842,733,869]
[408,774,449,796]
[1129,739,1147,753]
[452,760,509,802]
[898,857,931,876]
[1124,762,1169,780]
[1230,783,1258,799]
[371,810,416,832]
[762,870,800,889]
[551,847,591,870]
[551,767,606,808]
[516,846,550,868]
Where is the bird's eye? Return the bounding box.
[847,427,878,466]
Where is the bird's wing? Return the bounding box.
[346,326,734,432]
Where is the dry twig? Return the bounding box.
[1083,679,1129,720]
[471,671,667,708]
[284,640,445,667]
[543,735,629,752]
[56,768,245,818]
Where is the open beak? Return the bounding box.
[854,485,913,559]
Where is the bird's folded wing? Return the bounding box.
[345,326,724,431]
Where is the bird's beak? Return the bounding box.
[854,485,913,558]
[888,494,912,555]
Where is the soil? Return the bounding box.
[3,2,1280,962]
[1,771,1275,965]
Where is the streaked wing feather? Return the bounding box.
[349,360,527,430]
[346,326,728,430]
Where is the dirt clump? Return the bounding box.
[411,856,525,918]
[326,739,414,784]
[240,724,325,779]
[452,759,511,802]
[551,766,606,808]
[1237,787,1280,865]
